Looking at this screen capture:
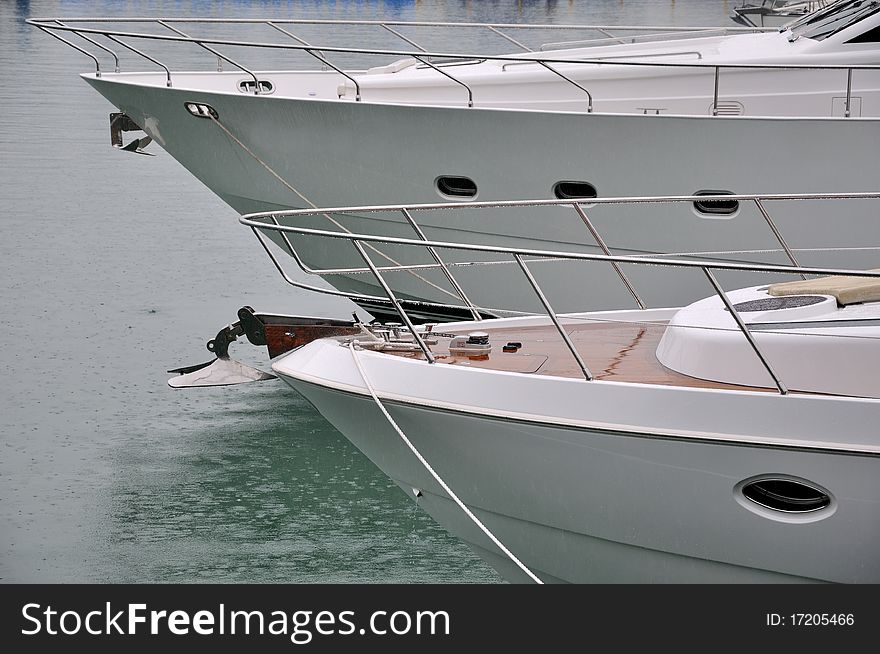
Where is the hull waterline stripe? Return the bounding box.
[348,342,544,584]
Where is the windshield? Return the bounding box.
[788,0,880,40]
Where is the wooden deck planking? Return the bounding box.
[390,320,772,392]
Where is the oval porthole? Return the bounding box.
[734,475,835,524]
[436,175,477,199]
[693,190,739,217]
[553,180,598,200]
[742,478,830,513]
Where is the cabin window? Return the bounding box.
[693,190,739,217]
[741,478,831,513]
[238,79,275,94]
[436,176,477,199]
[845,23,880,42]
[553,181,598,200]
[790,0,880,41]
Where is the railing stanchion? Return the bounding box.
[36,26,102,77]
[536,60,593,112]
[845,67,853,118]
[754,198,806,279]
[380,24,428,51]
[487,26,533,52]
[105,34,172,86]
[514,254,593,381]
[354,241,436,364]
[400,209,482,321]
[572,203,645,309]
[158,21,261,92]
[411,54,473,107]
[712,65,720,116]
[55,21,120,73]
[702,267,788,395]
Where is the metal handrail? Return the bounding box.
[55,20,119,73]
[28,17,767,33]
[158,20,260,92]
[28,18,880,118]
[239,193,880,394]
[240,192,880,283]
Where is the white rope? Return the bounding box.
[348,342,544,584]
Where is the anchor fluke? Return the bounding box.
[168,356,276,388]
[168,306,361,389]
[110,112,155,155]
[120,135,155,156]
[167,313,276,389]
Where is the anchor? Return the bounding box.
[168,306,361,388]
[110,112,155,156]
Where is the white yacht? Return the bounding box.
[235,195,880,584]
[30,2,880,317]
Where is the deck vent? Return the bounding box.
[710,101,745,116]
[741,478,831,514]
[553,181,598,200]
[184,102,218,120]
[693,190,739,217]
[436,176,477,199]
[239,79,274,94]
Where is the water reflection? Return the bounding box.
[103,384,497,582]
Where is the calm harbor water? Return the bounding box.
[2,0,733,583]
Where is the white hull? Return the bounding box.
[85,75,880,313]
[274,331,880,583]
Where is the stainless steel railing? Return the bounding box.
[239,191,880,395]
[27,17,879,116]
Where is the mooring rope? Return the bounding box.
[348,342,544,584]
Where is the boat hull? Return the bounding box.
[84,75,880,313]
[273,337,880,583]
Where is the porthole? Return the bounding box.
[239,79,274,94]
[553,180,598,200]
[742,478,830,513]
[436,175,477,199]
[693,190,739,217]
[734,475,835,524]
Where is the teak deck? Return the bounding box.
[391,320,769,392]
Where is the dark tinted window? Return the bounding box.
[742,479,831,513]
[436,176,477,198]
[693,190,739,216]
[553,181,598,200]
